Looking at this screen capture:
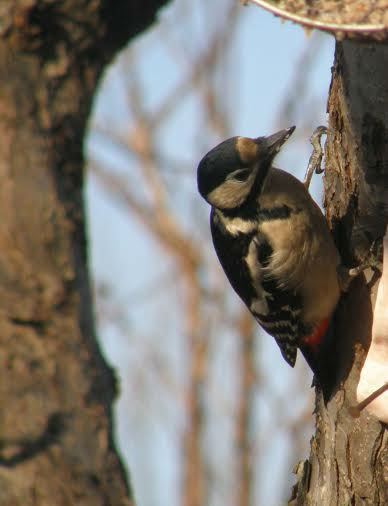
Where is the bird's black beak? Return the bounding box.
[260,126,296,154]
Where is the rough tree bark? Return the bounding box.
[290,40,388,505]
[0,1,168,504]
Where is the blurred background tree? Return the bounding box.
[0,1,169,504]
[87,1,335,505]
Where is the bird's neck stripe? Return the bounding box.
[258,205,293,222]
[248,161,270,202]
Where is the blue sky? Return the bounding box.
[86,2,335,505]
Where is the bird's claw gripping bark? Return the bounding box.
[338,239,383,292]
[304,126,328,189]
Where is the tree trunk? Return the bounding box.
[0,1,168,504]
[291,40,388,506]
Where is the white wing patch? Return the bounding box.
[251,297,269,315]
[216,211,256,236]
[245,236,270,315]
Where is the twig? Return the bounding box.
[275,35,322,127]
[157,2,239,137]
[89,159,201,268]
[349,383,388,418]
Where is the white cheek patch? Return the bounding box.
[207,180,249,209]
[207,171,256,209]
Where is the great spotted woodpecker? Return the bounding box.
[197,127,342,383]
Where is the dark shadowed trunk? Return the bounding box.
[0,1,168,504]
[291,40,388,506]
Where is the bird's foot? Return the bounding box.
[303,125,327,189]
[338,239,383,292]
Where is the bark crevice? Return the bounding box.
[292,38,388,506]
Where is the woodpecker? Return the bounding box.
[197,127,342,382]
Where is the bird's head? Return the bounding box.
[197,126,295,210]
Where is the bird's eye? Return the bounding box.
[232,168,251,181]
